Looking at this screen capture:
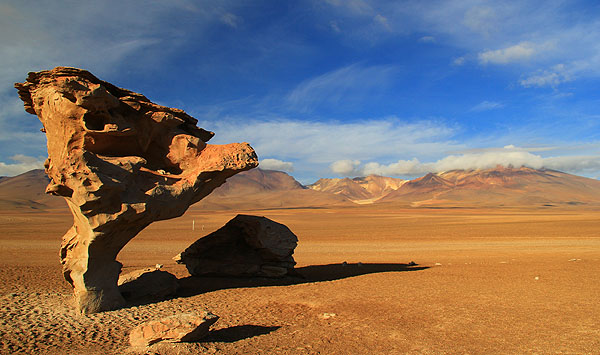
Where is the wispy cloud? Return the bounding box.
[452,56,466,66]
[321,1,600,88]
[286,64,397,112]
[520,64,573,88]
[470,101,504,112]
[478,42,537,64]
[0,1,246,170]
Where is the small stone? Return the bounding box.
[129,311,219,347]
[342,261,348,266]
[320,313,336,319]
[434,263,442,266]
[534,276,539,280]
[155,264,163,269]
[408,261,417,266]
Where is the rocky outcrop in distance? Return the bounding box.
[175,215,298,278]
[15,67,257,313]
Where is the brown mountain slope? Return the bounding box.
[193,168,350,210]
[3,166,600,210]
[0,168,349,212]
[381,166,600,207]
[0,169,66,210]
[208,168,304,196]
[308,175,406,203]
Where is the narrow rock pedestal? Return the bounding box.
[15,67,258,313]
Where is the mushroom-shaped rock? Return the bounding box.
[175,215,298,277]
[14,67,258,313]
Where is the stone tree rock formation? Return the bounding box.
[14,67,258,313]
[175,215,298,278]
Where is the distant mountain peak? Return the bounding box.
[308,174,406,203]
[2,167,600,210]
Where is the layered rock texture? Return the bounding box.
[176,215,298,278]
[129,311,219,347]
[14,67,257,313]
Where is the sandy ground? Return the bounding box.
[0,205,599,354]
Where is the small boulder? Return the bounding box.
[129,311,219,347]
[175,214,298,278]
[118,267,179,302]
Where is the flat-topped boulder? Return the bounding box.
[15,67,258,313]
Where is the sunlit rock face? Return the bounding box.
[15,67,258,313]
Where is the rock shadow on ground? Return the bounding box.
[175,262,429,297]
[202,325,281,343]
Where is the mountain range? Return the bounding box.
[2,166,600,211]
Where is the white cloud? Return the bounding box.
[542,155,600,174]
[329,146,600,177]
[0,154,45,176]
[286,64,397,112]
[321,1,600,86]
[462,6,498,37]
[419,36,435,43]
[0,1,245,165]
[330,159,361,175]
[362,158,422,176]
[452,56,466,66]
[259,158,294,172]
[478,42,536,64]
[204,116,461,180]
[470,100,504,112]
[520,64,572,88]
[221,13,240,28]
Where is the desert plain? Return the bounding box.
[1,203,598,354]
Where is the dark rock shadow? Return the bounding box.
[201,325,281,343]
[176,262,429,297]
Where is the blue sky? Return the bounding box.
[1,0,600,183]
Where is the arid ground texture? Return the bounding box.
[1,204,598,354]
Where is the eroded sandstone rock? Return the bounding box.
[175,215,298,277]
[129,311,219,347]
[14,67,258,313]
